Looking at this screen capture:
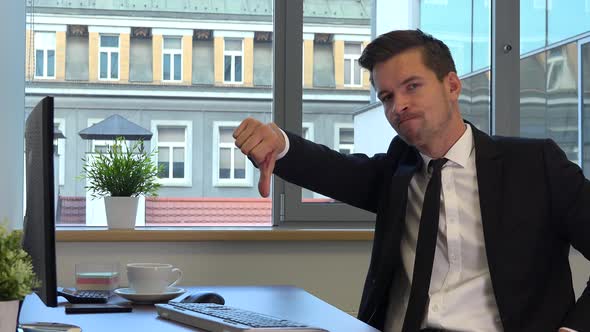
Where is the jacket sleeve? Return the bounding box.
[273,130,390,213]
[543,139,590,330]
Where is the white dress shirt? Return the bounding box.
[384,125,503,332]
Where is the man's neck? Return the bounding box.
[417,120,467,159]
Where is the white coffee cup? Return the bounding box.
[126,263,183,294]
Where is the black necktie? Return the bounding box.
[402,158,448,332]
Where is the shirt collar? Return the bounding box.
[419,124,474,171]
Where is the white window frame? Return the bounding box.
[334,123,354,154]
[53,118,65,186]
[343,42,363,87]
[162,36,183,82]
[34,31,56,79]
[151,120,193,187]
[223,38,244,84]
[213,121,253,187]
[98,34,120,81]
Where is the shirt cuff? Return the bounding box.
[276,128,290,160]
[560,328,578,332]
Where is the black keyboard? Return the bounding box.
[156,302,327,331]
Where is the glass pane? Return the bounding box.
[224,55,231,81]
[234,151,246,179]
[548,1,590,45]
[99,52,108,79]
[235,56,242,82]
[158,147,170,178]
[340,128,354,144]
[100,35,118,48]
[174,54,181,80]
[520,53,547,138]
[420,0,472,75]
[163,37,181,49]
[472,0,491,70]
[344,42,361,55]
[35,50,44,77]
[353,60,361,85]
[220,128,233,143]
[47,50,55,77]
[546,44,578,162]
[26,1,274,227]
[163,54,171,80]
[172,147,184,178]
[582,42,590,175]
[159,127,184,142]
[520,0,546,54]
[219,148,231,179]
[225,39,241,52]
[111,52,118,79]
[344,59,351,84]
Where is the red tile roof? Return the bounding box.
[57,196,335,226]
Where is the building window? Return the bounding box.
[213,122,252,187]
[344,42,362,86]
[151,120,192,186]
[34,32,56,79]
[335,124,354,154]
[223,39,243,83]
[99,35,119,80]
[163,37,182,82]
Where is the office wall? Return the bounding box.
[56,242,590,316]
[0,0,24,230]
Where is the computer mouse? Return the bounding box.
[180,291,225,305]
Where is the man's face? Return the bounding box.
[373,48,461,150]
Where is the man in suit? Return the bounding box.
[233,30,590,332]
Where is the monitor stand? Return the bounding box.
[19,322,81,332]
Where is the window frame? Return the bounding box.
[151,120,193,187]
[162,36,183,82]
[98,34,120,81]
[343,42,363,87]
[223,38,244,84]
[34,31,56,79]
[212,121,253,187]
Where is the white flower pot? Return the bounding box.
[0,300,19,332]
[104,197,139,229]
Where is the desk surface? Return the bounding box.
[20,285,379,332]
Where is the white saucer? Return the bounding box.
[114,287,186,303]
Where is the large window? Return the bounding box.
[213,122,252,187]
[99,35,119,80]
[152,120,192,186]
[224,39,243,83]
[34,31,56,79]
[163,36,182,82]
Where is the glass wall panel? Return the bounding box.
[473,0,491,71]
[548,1,590,45]
[420,0,472,75]
[520,0,546,54]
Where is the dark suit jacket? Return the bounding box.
[274,123,590,332]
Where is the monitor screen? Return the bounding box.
[22,96,58,307]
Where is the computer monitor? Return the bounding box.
[22,96,58,307]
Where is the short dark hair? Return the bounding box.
[358,29,456,83]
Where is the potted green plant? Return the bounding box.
[80,137,161,229]
[0,223,38,332]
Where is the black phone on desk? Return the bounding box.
[65,303,132,314]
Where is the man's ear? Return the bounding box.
[446,72,462,100]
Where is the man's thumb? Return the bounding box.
[258,154,277,197]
